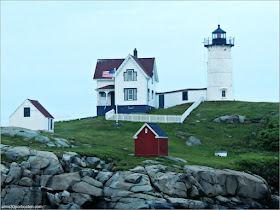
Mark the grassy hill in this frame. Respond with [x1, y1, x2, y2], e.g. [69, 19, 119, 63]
[2, 101, 279, 188]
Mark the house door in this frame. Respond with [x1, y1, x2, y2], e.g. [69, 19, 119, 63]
[159, 94, 164, 108]
[111, 92, 115, 106]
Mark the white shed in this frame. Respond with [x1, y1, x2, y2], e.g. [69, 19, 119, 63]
[9, 99, 54, 132]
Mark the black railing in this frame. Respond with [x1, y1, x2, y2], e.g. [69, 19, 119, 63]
[204, 37, 235, 47]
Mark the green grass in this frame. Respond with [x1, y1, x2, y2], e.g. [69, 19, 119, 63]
[1, 101, 279, 184]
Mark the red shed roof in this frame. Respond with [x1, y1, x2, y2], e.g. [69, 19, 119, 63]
[134, 123, 168, 139]
[93, 56, 155, 79]
[28, 99, 54, 118]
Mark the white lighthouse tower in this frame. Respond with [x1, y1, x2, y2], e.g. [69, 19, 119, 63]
[204, 25, 235, 101]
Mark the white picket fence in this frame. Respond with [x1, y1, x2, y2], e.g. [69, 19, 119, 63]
[105, 97, 204, 124]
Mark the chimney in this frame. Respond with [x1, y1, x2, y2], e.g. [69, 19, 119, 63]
[133, 48, 137, 57]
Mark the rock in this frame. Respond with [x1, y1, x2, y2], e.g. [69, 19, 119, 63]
[124, 173, 142, 184]
[18, 177, 35, 187]
[269, 194, 280, 209]
[1, 164, 9, 174]
[82, 176, 103, 188]
[72, 181, 102, 197]
[129, 166, 147, 175]
[2, 187, 26, 205]
[250, 201, 263, 209]
[216, 195, 230, 203]
[69, 203, 81, 209]
[1, 174, 7, 186]
[30, 150, 58, 160]
[47, 192, 60, 206]
[60, 190, 71, 204]
[196, 113, 202, 117]
[147, 201, 175, 209]
[40, 175, 53, 187]
[100, 160, 105, 165]
[73, 156, 87, 167]
[104, 163, 114, 171]
[96, 171, 113, 184]
[34, 135, 50, 143]
[165, 156, 187, 163]
[1, 127, 39, 139]
[20, 161, 31, 169]
[5, 162, 22, 184]
[62, 152, 78, 163]
[130, 185, 153, 192]
[28, 156, 50, 174]
[5, 146, 31, 160]
[53, 138, 69, 148]
[43, 159, 64, 175]
[47, 142, 56, 147]
[142, 160, 159, 164]
[176, 134, 188, 140]
[114, 198, 147, 209]
[58, 204, 71, 209]
[186, 136, 201, 146]
[50, 172, 80, 190]
[86, 157, 100, 164]
[166, 197, 208, 209]
[70, 193, 92, 206]
[238, 115, 245, 123]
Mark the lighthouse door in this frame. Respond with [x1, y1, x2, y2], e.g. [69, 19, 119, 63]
[159, 95, 164, 109]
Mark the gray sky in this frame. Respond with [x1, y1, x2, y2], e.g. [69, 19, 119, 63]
[1, 1, 279, 125]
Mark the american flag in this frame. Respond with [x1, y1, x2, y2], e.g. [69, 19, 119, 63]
[102, 69, 115, 78]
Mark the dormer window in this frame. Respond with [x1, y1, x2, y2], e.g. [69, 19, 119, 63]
[124, 69, 137, 81]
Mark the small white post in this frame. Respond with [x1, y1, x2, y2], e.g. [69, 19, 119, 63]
[116, 104, 118, 124]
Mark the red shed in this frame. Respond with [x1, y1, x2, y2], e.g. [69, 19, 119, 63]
[133, 123, 168, 157]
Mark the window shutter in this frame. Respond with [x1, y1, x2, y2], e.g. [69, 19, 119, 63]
[124, 89, 128, 100]
[123, 72, 126, 81]
[134, 72, 137, 81]
[134, 89, 137, 100]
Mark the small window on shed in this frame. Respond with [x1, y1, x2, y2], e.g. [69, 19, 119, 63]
[182, 91, 188, 101]
[24, 107, 30, 117]
[145, 128, 148, 133]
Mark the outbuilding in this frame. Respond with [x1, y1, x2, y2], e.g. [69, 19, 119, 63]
[9, 99, 54, 132]
[133, 123, 168, 157]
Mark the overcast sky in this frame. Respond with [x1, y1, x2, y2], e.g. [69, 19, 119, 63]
[1, 1, 279, 125]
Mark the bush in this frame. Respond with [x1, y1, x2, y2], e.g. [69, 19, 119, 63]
[254, 114, 279, 151]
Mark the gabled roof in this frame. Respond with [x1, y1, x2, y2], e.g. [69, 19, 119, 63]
[96, 85, 115, 90]
[28, 99, 54, 118]
[133, 123, 168, 139]
[93, 56, 155, 79]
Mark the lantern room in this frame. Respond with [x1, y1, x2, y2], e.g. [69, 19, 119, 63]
[212, 24, 226, 45]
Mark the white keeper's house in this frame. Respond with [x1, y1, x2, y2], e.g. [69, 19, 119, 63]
[9, 99, 54, 132]
[93, 25, 235, 116]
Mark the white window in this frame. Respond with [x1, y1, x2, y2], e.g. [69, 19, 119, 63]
[124, 69, 137, 81]
[145, 128, 148, 133]
[222, 90, 226, 97]
[152, 91, 154, 99]
[124, 88, 137, 100]
[100, 92, 106, 97]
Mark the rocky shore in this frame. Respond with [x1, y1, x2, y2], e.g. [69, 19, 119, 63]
[1, 145, 279, 209]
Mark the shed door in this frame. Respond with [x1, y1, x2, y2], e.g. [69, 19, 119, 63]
[159, 94, 164, 109]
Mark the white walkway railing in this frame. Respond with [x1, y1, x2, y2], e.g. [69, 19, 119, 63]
[105, 97, 204, 124]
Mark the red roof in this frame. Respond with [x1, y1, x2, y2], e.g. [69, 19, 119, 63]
[97, 85, 115, 90]
[156, 88, 207, 94]
[93, 56, 155, 79]
[28, 99, 54, 118]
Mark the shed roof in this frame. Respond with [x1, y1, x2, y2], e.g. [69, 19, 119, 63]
[93, 57, 155, 79]
[28, 99, 54, 118]
[134, 123, 168, 139]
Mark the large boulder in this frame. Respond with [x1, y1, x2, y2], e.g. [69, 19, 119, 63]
[72, 181, 102, 197]
[186, 136, 202, 146]
[5, 162, 22, 184]
[5, 146, 31, 160]
[28, 156, 50, 174]
[50, 172, 80, 190]
[184, 165, 271, 203]
[166, 197, 208, 209]
[53, 138, 70, 148]
[213, 115, 245, 124]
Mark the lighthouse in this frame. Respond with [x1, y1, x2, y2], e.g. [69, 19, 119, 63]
[204, 25, 235, 101]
